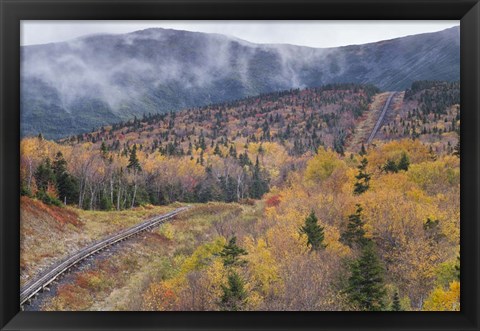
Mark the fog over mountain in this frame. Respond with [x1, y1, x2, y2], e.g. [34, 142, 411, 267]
[21, 26, 459, 139]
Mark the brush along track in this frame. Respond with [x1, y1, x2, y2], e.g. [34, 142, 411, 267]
[20, 206, 190, 307]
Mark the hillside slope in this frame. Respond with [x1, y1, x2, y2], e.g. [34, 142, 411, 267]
[21, 26, 460, 139]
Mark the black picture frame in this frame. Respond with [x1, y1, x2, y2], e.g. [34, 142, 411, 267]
[1, 0, 479, 330]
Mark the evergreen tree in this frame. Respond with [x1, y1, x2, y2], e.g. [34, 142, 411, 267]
[199, 150, 205, 166]
[52, 151, 79, 205]
[195, 166, 223, 202]
[359, 143, 367, 156]
[238, 151, 252, 167]
[453, 130, 460, 158]
[219, 271, 247, 311]
[382, 159, 398, 173]
[353, 157, 371, 195]
[346, 242, 387, 311]
[397, 152, 410, 171]
[214, 143, 223, 157]
[250, 156, 268, 199]
[199, 132, 207, 150]
[127, 144, 142, 208]
[100, 141, 108, 157]
[299, 210, 326, 251]
[391, 291, 403, 311]
[219, 237, 248, 267]
[222, 176, 237, 202]
[229, 145, 237, 158]
[455, 254, 460, 281]
[34, 158, 55, 192]
[340, 204, 368, 248]
[127, 144, 142, 172]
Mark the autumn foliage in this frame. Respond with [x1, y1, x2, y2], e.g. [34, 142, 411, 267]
[21, 82, 460, 311]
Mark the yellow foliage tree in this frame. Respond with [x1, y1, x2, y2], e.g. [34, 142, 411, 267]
[244, 237, 280, 295]
[305, 148, 346, 183]
[423, 281, 460, 311]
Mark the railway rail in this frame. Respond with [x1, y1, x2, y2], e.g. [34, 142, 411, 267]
[20, 206, 190, 307]
[366, 92, 396, 144]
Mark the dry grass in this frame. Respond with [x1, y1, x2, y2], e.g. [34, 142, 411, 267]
[77, 204, 179, 240]
[20, 197, 179, 285]
[347, 92, 391, 152]
[39, 202, 260, 311]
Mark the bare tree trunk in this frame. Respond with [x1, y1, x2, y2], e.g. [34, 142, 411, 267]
[117, 176, 122, 210]
[27, 160, 33, 191]
[131, 171, 138, 208]
[78, 178, 86, 208]
[89, 186, 96, 210]
[131, 182, 137, 208]
[110, 178, 114, 205]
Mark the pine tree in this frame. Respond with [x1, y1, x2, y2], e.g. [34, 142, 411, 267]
[127, 145, 141, 208]
[127, 144, 141, 172]
[199, 150, 205, 166]
[34, 158, 55, 192]
[353, 157, 371, 195]
[340, 204, 368, 248]
[455, 254, 460, 280]
[397, 152, 410, 171]
[100, 141, 108, 157]
[229, 145, 237, 158]
[250, 156, 268, 199]
[238, 151, 251, 167]
[359, 143, 367, 156]
[382, 159, 398, 173]
[52, 151, 79, 205]
[214, 143, 222, 157]
[346, 242, 387, 311]
[199, 132, 207, 150]
[391, 291, 403, 311]
[299, 210, 326, 251]
[453, 135, 460, 158]
[219, 271, 247, 311]
[219, 237, 248, 267]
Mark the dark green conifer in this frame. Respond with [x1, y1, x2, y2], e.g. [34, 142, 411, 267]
[299, 210, 326, 251]
[127, 144, 141, 172]
[391, 291, 403, 311]
[34, 157, 55, 192]
[397, 152, 410, 171]
[383, 159, 398, 173]
[346, 242, 387, 311]
[340, 204, 368, 248]
[219, 237, 248, 268]
[353, 157, 371, 195]
[52, 151, 79, 205]
[100, 141, 108, 157]
[359, 143, 367, 156]
[219, 271, 247, 311]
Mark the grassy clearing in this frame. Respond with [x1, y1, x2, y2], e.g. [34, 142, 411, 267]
[77, 203, 181, 240]
[347, 92, 391, 152]
[40, 201, 261, 311]
[20, 196, 181, 285]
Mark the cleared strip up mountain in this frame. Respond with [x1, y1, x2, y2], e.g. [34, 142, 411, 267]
[65, 83, 380, 158]
[21, 26, 459, 139]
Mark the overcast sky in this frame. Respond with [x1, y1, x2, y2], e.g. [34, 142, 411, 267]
[21, 20, 459, 48]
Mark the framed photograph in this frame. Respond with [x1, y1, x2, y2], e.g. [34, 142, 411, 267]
[1, 0, 479, 330]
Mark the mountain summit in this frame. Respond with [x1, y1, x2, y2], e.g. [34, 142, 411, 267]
[21, 26, 459, 139]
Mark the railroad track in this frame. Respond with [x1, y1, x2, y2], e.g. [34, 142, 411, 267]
[366, 92, 396, 144]
[20, 206, 190, 307]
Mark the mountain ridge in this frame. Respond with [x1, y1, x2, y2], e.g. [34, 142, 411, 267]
[21, 26, 460, 139]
